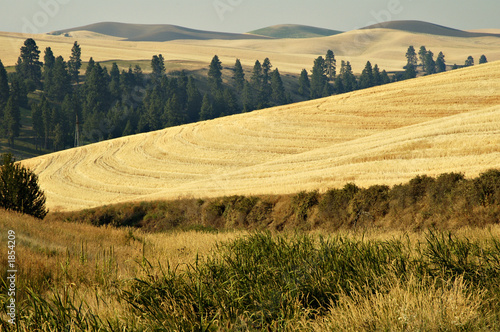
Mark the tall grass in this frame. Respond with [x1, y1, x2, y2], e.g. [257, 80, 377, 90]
[2, 208, 500, 330]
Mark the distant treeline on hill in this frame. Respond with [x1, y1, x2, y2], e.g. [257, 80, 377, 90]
[0, 38, 490, 156]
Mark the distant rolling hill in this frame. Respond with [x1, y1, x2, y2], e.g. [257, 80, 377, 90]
[50, 22, 271, 42]
[249, 24, 342, 39]
[362, 20, 500, 38]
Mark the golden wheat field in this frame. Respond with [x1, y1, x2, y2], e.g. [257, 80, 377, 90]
[20, 60, 500, 211]
[1, 27, 500, 73]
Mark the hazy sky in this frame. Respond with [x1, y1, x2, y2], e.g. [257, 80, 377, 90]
[2, 0, 499, 34]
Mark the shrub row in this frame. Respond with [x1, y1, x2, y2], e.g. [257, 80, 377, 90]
[48, 169, 500, 231]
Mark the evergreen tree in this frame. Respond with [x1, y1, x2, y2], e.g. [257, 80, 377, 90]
[199, 94, 214, 120]
[242, 81, 254, 112]
[424, 51, 436, 75]
[164, 95, 184, 127]
[270, 68, 286, 105]
[85, 57, 95, 77]
[0, 60, 9, 110]
[151, 54, 165, 83]
[43, 47, 55, 69]
[405, 46, 418, 68]
[3, 96, 20, 147]
[479, 55, 488, 64]
[404, 64, 417, 79]
[359, 61, 374, 89]
[418, 46, 427, 71]
[109, 62, 121, 101]
[186, 77, 202, 123]
[9, 74, 28, 109]
[298, 69, 310, 98]
[48, 56, 71, 102]
[208, 55, 223, 90]
[310, 56, 328, 99]
[372, 64, 381, 86]
[233, 59, 245, 91]
[68, 41, 82, 84]
[340, 60, 356, 93]
[0, 153, 48, 219]
[15, 38, 42, 90]
[465, 56, 474, 67]
[436, 52, 446, 73]
[261, 58, 272, 105]
[325, 50, 336, 81]
[222, 88, 238, 116]
[250, 60, 264, 108]
[40, 96, 52, 149]
[31, 102, 44, 150]
[380, 70, 391, 84]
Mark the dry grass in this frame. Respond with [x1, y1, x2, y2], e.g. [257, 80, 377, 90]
[20, 61, 500, 212]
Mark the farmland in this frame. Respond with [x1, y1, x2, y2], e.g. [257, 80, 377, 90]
[20, 60, 500, 211]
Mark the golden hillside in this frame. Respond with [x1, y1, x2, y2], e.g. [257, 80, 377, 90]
[1, 27, 500, 73]
[22, 61, 500, 211]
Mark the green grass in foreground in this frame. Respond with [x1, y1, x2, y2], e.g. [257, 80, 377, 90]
[1, 231, 500, 331]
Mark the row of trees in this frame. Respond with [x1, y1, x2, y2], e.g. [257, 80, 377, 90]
[3, 38, 431, 153]
[297, 51, 391, 100]
[404, 45, 488, 78]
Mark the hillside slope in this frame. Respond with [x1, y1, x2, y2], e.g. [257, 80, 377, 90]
[1, 26, 500, 74]
[362, 20, 500, 38]
[249, 24, 342, 38]
[51, 22, 270, 41]
[22, 61, 500, 211]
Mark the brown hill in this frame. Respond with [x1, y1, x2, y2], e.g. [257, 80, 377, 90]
[362, 20, 500, 38]
[51, 22, 270, 42]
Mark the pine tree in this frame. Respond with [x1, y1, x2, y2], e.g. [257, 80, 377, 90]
[15, 38, 42, 90]
[31, 102, 43, 150]
[186, 77, 202, 123]
[298, 69, 310, 98]
[199, 94, 214, 120]
[372, 64, 381, 86]
[340, 61, 356, 93]
[40, 96, 52, 149]
[85, 57, 95, 77]
[48, 56, 71, 102]
[242, 81, 254, 112]
[0, 153, 48, 219]
[405, 46, 418, 68]
[465, 56, 474, 67]
[43, 47, 55, 69]
[359, 61, 374, 89]
[479, 55, 488, 64]
[109, 62, 121, 101]
[404, 64, 417, 79]
[233, 59, 245, 91]
[208, 55, 223, 90]
[270, 68, 286, 105]
[68, 41, 82, 84]
[325, 50, 336, 81]
[418, 46, 427, 71]
[250, 60, 264, 108]
[436, 52, 446, 73]
[151, 54, 166, 83]
[424, 51, 436, 75]
[0, 60, 9, 110]
[3, 96, 20, 147]
[310, 56, 327, 99]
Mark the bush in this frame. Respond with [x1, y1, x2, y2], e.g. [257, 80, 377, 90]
[0, 153, 47, 219]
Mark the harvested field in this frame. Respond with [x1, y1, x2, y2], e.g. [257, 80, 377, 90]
[21, 61, 500, 211]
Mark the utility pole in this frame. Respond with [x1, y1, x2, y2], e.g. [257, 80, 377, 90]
[74, 114, 80, 147]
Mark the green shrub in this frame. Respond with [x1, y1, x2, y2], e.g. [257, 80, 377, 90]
[0, 153, 47, 219]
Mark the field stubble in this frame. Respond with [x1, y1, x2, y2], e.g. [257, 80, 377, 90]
[20, 61, 500, 211]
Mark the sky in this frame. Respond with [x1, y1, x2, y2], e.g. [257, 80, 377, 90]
[1, 0, 499, 34]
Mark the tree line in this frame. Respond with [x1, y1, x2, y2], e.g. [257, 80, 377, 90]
[6, 38, 485, 155]
[403, 45, 488, 79]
